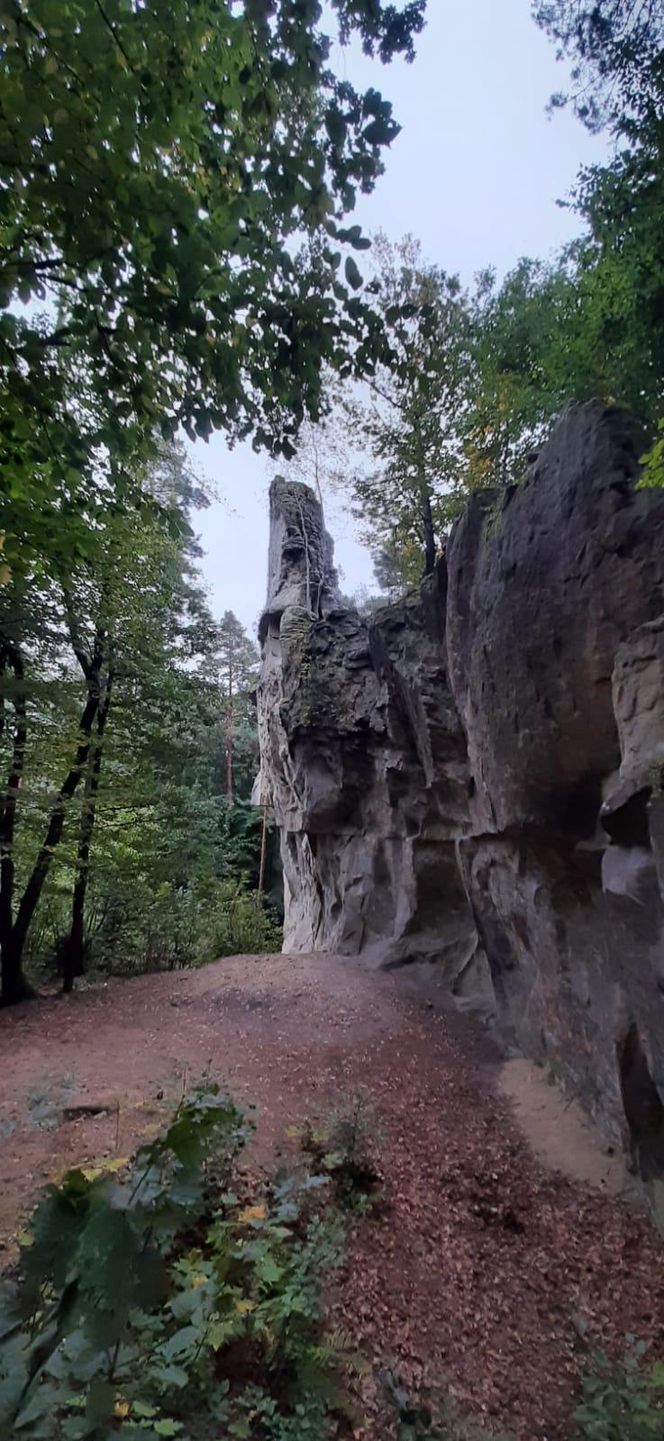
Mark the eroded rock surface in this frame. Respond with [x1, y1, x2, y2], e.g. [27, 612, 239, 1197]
[256, 405, 664, 1202]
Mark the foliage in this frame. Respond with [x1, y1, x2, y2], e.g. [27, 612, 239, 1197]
[210, 881, 282, 959]
[641, 419, 664, 489]
[0, 0, 426, 1002]
[532, 0, 664, 496]
[307, 3, 664, 591]
[0, 1085, 353, 1441]
[532, 1, 664, 131]
[21, 759, 280, 983]
[213, 611, 260, 805]
[316, 243, 599, 591]
[462, 260, 568, 490]
[334, 213, 664, 593]
[300, 1096, 382, 1212]
[0, 0, 425, 564]
[1, 437, 279, 1002]
[323, 234, 476, 587]
[574, 1344, 664, 1440]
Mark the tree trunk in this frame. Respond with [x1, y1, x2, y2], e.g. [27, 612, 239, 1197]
[0, 646, 36, 1006]
[258, 803, 269, 898]
[0, 928, 36, 1006]
[226, 638, 234, 805]
[421, 481, 436, 576]
[9, 686, 101, 983]
[63, 674, 113, 994]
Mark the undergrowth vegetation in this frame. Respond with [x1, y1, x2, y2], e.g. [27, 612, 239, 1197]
[210, 884, 283, 962]
[0, 1086, 353, 1440]
[573, 1343, 664, 1440]
[383, 1358, 664, 1441]
[1, 1084, 662, 1441]
[299, 1097, 383, 1214]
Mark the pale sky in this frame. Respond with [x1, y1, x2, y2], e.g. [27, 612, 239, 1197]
[192, 0, 607, 636]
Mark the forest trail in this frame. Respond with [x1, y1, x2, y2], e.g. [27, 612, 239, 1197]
[1, 954, 664, 1438]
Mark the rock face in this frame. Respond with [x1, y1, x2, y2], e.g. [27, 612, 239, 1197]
[256, 480, 483, 993]
[256, 405, 664, 1204]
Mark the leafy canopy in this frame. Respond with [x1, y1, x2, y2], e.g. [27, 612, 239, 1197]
[0, 0, 425, 536]
[532, 1, 664, 130]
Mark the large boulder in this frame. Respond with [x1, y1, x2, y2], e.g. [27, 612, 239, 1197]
[256, 404, 664, 1205]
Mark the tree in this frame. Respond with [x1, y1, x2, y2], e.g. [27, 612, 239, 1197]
[1, 0, 428, 1003]
[214, 612, 259, 806]
[59, 442, 209, 991]
[0, 0, 425, 577]
[461, 260, 584, 489]
[337, 235, 475, 585]
[0, 439, 215, 1003]
[533, 0, 664, 437]
[532, 1, 664, 130]
[0, 575, 110, 1004]
[0, 424, 279, 1001]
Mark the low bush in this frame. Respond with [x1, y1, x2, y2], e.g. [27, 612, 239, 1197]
[209, 882, 283, 959]
[300, 1096, 383, 1212]
[26, 877, 283, 986]
[0, 1086, 353, 1440]
[574, 1343, 664, 1440]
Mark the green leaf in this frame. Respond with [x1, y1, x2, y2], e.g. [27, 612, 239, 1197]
[132, 1401, 158, 1418]
[344, 257, 363, 291]
[158, 1325, 201, 1362]
[151, 1365, 189, 1391]
[362, 117, 398, 146]
[15, 1382, 63, 1428]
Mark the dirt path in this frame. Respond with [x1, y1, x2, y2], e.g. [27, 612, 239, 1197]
[1, 954, 663, 1438]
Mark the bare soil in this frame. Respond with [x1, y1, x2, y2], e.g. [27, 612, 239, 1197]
[1, 953, 663, 1438]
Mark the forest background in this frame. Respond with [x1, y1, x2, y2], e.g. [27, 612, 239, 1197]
[1, 0, 662, 1005]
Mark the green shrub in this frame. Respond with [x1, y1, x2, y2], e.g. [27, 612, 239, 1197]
[301, 1096, 383, 1212]
[0, 1086, 352, 1440]
[209, 881, 282, 958]
[25, 868, 283, 986]
[574, 1345, 664, 1440]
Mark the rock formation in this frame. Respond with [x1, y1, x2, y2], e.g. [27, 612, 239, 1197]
[256, 405, 664, 1207]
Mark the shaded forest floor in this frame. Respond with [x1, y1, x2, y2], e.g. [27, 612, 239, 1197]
[1, 954, 663, 1438]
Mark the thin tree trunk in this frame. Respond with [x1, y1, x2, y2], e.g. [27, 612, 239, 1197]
[421, 484, 436, 575]
[226, 637, 234, 805]
[63, 672, 113, 994]
[10, 685, 101, 971]
[415, 434, 436, 577]
[257, 803, 269, 899]
[0, 646, 36, 1006]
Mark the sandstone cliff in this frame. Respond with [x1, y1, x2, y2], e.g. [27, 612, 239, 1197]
[256, 404, 664, 1204]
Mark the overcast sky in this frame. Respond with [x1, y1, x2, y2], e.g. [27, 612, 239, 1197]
[192, 0, 607, 636]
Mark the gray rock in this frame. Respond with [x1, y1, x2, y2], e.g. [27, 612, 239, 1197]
[255, 496, 488, 1000]
[260, 476, 340, 637]
[256, 404, 664, 1208]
